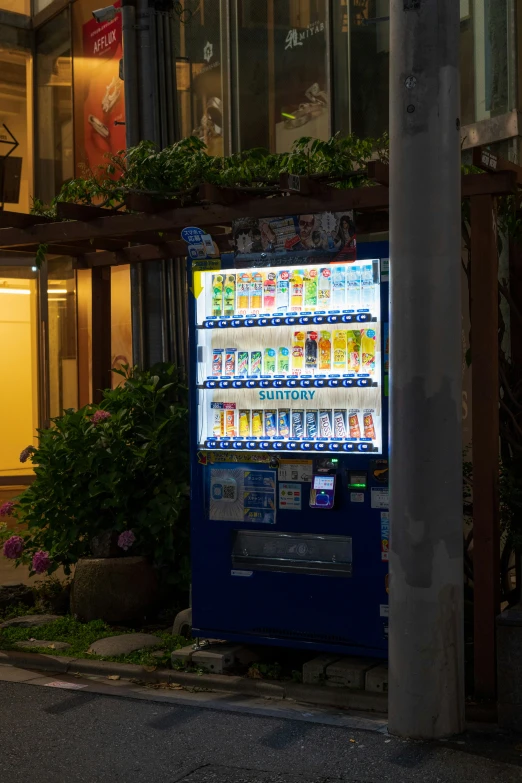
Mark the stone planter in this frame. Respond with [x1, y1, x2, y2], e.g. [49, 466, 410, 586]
[71, 556, 158, 624]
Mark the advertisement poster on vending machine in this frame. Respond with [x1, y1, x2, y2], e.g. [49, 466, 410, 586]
[232, 212, 356, 265]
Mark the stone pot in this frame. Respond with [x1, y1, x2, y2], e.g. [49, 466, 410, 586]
[71, 556, 158, 624]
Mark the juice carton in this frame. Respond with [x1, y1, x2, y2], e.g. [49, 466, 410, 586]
[223, 274, 236, 316]
[347, 330, 361, 373]
[225, 408, 236, 437]
[252, 410, 263, 437]
[361, 329, 376, 374]
[264, 347, 276, 374]
[333, 330, 348, 370]
[211, 274, 224, 316]
[292, 331, 305, 374]
[318, 331, 331, 371]
[239, 410, 251, 437]
[278, 346, 290, 373]
[304, 268, 318, 309]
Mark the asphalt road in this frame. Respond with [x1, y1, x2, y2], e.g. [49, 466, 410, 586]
[0, 681, 521, 783]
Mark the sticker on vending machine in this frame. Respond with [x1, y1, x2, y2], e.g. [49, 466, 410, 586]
[380, 511, 389, 561]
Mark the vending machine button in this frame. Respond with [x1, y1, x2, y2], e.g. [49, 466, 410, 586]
[218, 320, 229, 328]
[342, 379, 355, 388]
[220, 441, 231, 449]
[302, 442, 312, 450]
[246, 381, 256, 388]
[287, 379, 297, 387]
[316, 442, 326, 450]
[260, 442, 270, 450]
[327, 315, 339, 324]
[231, 320, 242, 327]
[232, 381, 243, 388]
[341, 314, 354, 323]
[329, 443, 340, 451]
[259, 318, 268, 326]
[299, 316, 310, 325]
[356, 314, 370, 322]
[357, 379, 370, 387]
[205, 321, 215, 329]
[314, 380, 325, 387]
[206, 381, 216, 388]
[328, 380, 339, 387]
[260, 380, 270, 388]
[271, 318, 282, 326]
[287, 442, 297, 450]
[300, 380, 311, 387]
[285, 317, 296, 326]
[245, 319, 255, 327]
[274, 442, 284, 450]
[219, 381, 230, 388]
[233, 442, 244, 449]
[246, 441, 257, 449]
[273, 380, 283, 387]
[343, 443, 355, 452]
[313, 316, 325, 324]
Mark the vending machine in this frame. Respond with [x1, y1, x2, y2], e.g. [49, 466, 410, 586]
[189, 215, 389, 658]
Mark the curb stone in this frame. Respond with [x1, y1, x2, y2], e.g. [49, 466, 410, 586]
[0, 648, 386, 713]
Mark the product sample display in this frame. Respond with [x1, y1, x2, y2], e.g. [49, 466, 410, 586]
[194, 260, 382, 453]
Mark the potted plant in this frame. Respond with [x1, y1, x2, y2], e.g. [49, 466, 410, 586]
[0, 364, 190, 623]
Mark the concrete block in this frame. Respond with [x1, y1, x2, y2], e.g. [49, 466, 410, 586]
[325, 658, 377, 689]
[171, 644, 196, 666]
[191, 644, 243, 674]
[365, 663, 388, 693]
[302, 655, 342, 685]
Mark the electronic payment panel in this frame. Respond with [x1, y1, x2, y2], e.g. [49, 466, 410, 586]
[189, 222, 389, 658]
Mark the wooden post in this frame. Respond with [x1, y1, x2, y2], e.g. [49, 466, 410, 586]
[91, 266, 112, 404]
[470, 194, 500, 700]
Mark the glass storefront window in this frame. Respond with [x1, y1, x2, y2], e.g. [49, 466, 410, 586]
[232, 1, 329, 153]
[176, 1, 226, 156]
[0, 0, 29, 15]
[0, 31, 32, 212]
[35, 10, 74, 206]
[0, 266, 39, 478]
[47, 258, 78, 418]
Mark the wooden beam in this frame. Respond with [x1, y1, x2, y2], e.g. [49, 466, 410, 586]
[0, 211, 54, 228]
[77, 241, 189, 268]
[472, 147, 522, 185]
[367, 161, 390, 187]
[56, 202, 122, 221]
[91, 266, 112, 403]
[470, 194, 500, 701]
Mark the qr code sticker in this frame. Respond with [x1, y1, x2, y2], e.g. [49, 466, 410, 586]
[223, 484, 235, 499]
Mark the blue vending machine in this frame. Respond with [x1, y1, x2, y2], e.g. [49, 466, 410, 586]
[189, 218, 389, 659]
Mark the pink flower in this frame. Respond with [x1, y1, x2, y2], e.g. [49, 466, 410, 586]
[19, 446, 35, 464]
[92, 410, 111, 425]
[32, 551, 51, 574]
[118, 530, 136, 551]
[3, 535, 24, 559]
[0, 501, 15, 517]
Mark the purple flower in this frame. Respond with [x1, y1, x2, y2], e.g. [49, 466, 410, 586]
[118, 530, 136, 551]
[19, 445, 35, 464]
[32, 551, 51, 574]
[92, 410, 111, 425]
[3, 535, 24, 559]
[0, 501, 15, 517]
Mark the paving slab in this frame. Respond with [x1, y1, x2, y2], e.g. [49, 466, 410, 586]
[302, 654, 342, 685]
[365, 663, 388, 693]
[0, 614, 60, 629]
[171, 643, 196, 666]
[87, 633, 162, 656]
[15, 640, 71, 651]
[0, 664, 48, 683]
[325, 657, 378, 689]
[192, 644, 244, 674]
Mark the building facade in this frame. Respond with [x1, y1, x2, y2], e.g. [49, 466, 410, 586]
[0, 0, 518, 482]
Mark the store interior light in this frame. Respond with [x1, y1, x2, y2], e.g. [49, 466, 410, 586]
[0, 288, 31, 295]
[47, 289, 68, 294]
[48, 297, 66, 302]
[281, 112, 296, 120]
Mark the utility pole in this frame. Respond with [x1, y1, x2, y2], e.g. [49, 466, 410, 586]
[388, 0, 464, 739]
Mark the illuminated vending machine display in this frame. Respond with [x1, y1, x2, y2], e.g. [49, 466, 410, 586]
[189, 214, 389, 658]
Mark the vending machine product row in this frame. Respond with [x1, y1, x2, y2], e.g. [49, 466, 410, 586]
[189, 239, 390, 657]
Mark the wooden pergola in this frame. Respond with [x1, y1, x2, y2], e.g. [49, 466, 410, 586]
[0, 157, 518, 703]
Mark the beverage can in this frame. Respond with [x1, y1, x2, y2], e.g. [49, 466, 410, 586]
[263, 271, 276, 310]
[238, 351, 249, 375]
[304, 267, 318, 308]
[348, 410, 361, 439]
[278, 409, 290, 438]
[250, 350, 262, 375]
[225, 408, 236, 437]
[212, 349, 223, 376]
[305, 409, 318, 439]
[264, 410, 277, 437]
[264, 347, 276, 374]
[252, 410, 263, 437]
[213, 409, 224, 437]
[223, 274, 236, 316]
[305, 331, 318, 370]
[363, 410, 376, 439]
[239, 409, 251, 437]
[319, 410, 333, 438]
[334, 409, 347, 438]
[291, 409, 304, 438]
[225, 348, 237, 375]
[278, 346, 290, 373]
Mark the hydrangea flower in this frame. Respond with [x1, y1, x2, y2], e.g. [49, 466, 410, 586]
[0, 501, 15, 517]
[3, 535, 24, 559]
[118, 530, 136, 551]
[19, 445, 36, 464]
[32, 551, 51, 574]
[92, 410, 111, 425]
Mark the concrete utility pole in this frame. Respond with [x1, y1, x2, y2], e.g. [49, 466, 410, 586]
[388, 0, 464, 738]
